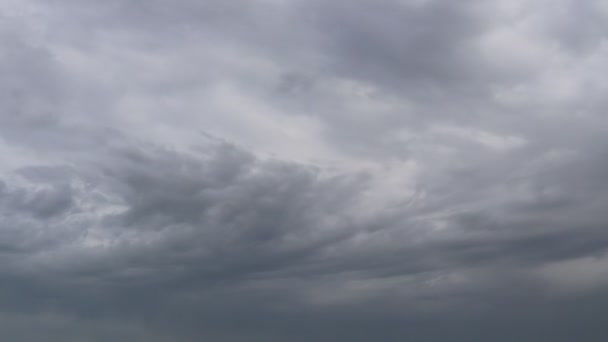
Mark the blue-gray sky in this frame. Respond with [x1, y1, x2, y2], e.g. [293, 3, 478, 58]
[1, 0, 608, 340]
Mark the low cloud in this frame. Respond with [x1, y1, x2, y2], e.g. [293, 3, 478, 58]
[1, 0, 608, 340]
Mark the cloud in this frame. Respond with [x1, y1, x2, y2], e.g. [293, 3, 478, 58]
[1, 0, 608, 340]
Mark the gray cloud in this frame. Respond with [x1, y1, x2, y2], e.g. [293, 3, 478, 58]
[1, 0, 608, 340]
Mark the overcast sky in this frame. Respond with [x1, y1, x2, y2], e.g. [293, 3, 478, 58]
[1, 0, 608, 340]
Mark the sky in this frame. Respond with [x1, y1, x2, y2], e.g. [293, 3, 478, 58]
[1, 0, 608, 340]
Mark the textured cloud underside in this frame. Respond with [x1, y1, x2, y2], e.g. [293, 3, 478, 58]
[1, 0, 608, 340]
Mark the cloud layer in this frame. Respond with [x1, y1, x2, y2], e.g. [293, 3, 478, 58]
[1, 0, 608, 340]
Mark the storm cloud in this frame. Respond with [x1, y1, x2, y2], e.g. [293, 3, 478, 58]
[1, 0, 608, 340]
